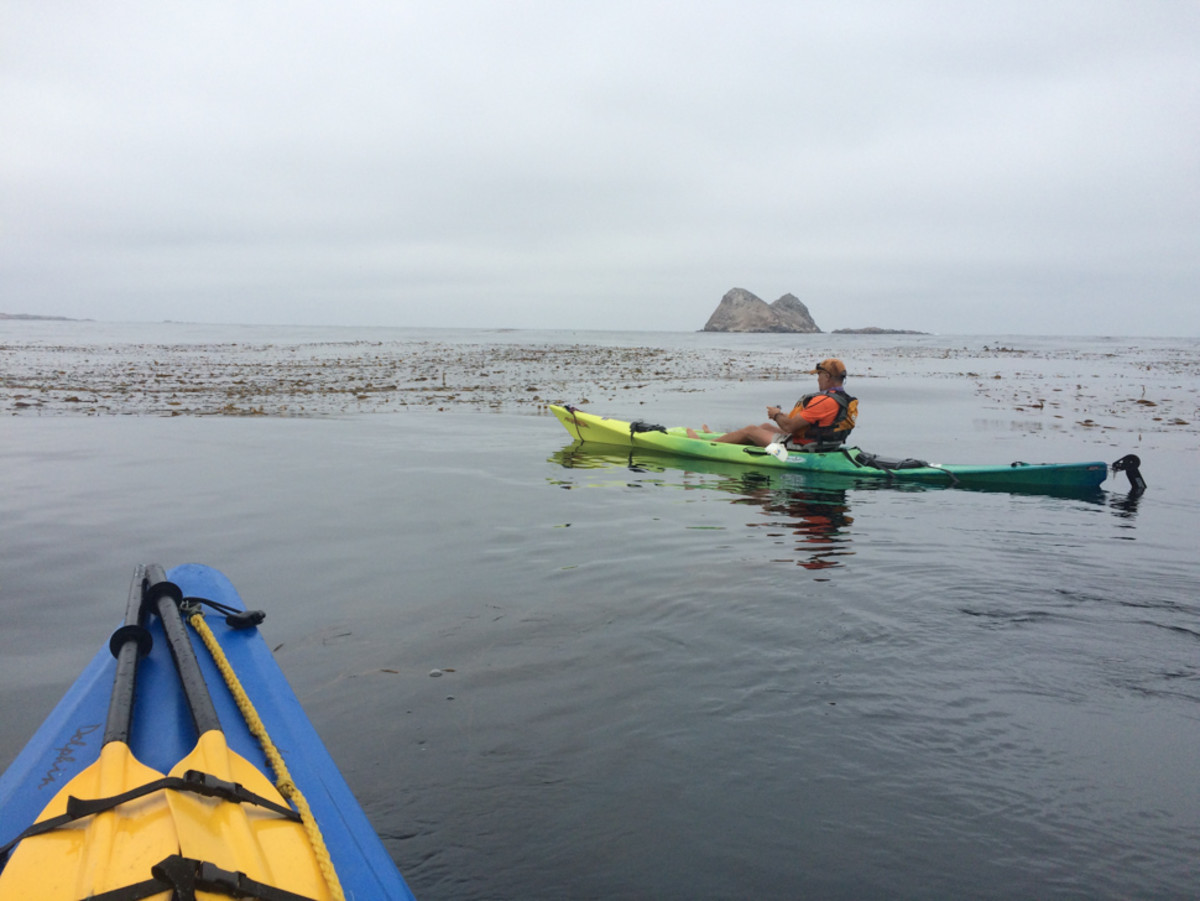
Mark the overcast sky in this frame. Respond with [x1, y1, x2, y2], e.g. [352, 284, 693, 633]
[4, 2, 1198, 335]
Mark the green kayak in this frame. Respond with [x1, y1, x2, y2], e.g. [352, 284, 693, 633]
[551, 405, 1124, 491]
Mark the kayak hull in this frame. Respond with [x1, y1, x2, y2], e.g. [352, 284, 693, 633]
[0, 563, 416, 901]
[551, 405, 1109, 490]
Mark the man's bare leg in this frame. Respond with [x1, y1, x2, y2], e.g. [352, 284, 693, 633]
[686, 423, 781, 446]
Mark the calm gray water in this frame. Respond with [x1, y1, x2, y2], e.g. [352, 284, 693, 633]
[2, 325, 1198, 899]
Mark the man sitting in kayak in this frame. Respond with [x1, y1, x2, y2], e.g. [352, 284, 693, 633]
[686, 357, 857, 448]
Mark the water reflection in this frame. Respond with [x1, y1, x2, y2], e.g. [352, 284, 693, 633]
[736, 487, 855, 571]
[550, 444, 874, 571]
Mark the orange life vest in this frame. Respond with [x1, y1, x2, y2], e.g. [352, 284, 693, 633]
[789, 388, 858, 445]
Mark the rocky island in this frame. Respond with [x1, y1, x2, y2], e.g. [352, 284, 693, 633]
[701, 288, 821, 333]
[700, 288, 928, 334]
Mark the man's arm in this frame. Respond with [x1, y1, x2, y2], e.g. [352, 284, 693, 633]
[768, 397, 834, 436]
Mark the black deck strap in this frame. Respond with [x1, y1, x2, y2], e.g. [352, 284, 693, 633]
[1, 771, 300, 859]
[83, 854, 323, 901]
[784, 438, 848, 452]
[175, 769, 299, 818]
[629, 420, 667, 435]
[931, 466, 960, 486]
[562, 405, 590, 443]
[81, 876, 170, 901]
[65, 770, 299, 821]
[182, 595, 267, 629]
[855, 451, 931, 471]
[853, 450, 960, 486]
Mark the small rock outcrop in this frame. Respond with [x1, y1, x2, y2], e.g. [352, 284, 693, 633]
[701, 288, 821, 333]
[0, 312, 82, 321]
[832, 327, 929, 335]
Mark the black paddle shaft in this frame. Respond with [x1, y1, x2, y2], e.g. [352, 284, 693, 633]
[145, 564, 223, 737]
[102, 563, 153, 746]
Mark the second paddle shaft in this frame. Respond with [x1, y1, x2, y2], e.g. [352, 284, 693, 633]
[145, 564, 223, 737]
